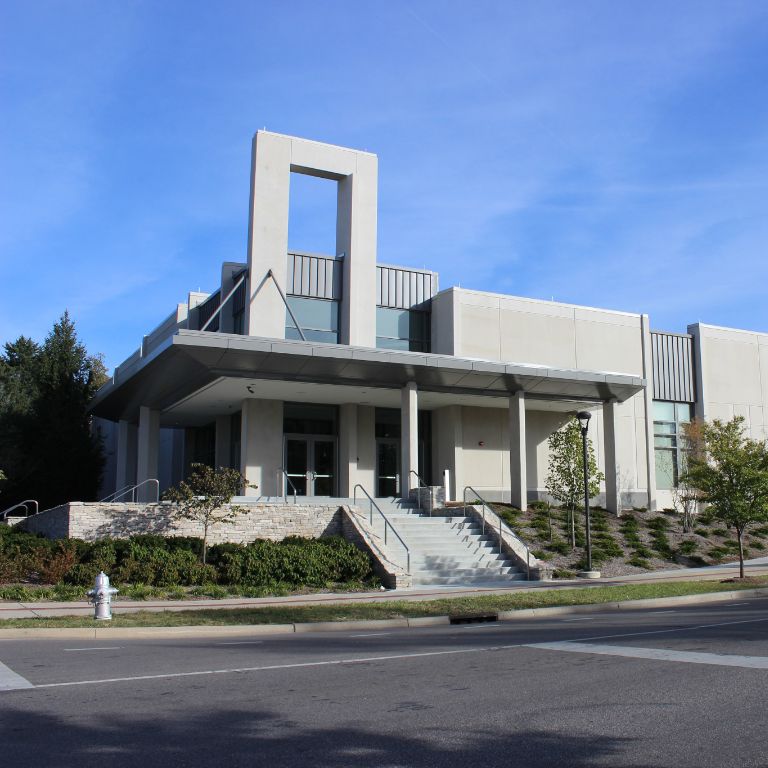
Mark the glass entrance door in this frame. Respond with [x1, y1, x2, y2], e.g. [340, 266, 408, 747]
[284, 436, 337, 496]
[376, 438, 400, 497]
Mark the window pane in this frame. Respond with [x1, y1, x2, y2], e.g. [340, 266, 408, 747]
[376, 336, 410, 351]
[654, 422, 675, 435]
[655, 449, 676, 491]
[653, 401, 676, 422]
[675, 403, 693, 423]
[654, 435, 676, 449]
[376, 307, 409, 338]
[287, 297, 338, 332]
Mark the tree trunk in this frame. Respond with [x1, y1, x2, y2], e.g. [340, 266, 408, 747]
[737, 526, 744, 579]
[202, 524, 209, 565]
[570, 504, 576, 549]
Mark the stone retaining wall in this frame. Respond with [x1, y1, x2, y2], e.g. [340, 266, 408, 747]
[19, 502, 343, 543]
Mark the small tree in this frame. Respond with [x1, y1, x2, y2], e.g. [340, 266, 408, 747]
[163, 464, 254, 564]
[545, 417, 604, 548]
[672, 420, 704, 533]
[683, 417, 768, 578]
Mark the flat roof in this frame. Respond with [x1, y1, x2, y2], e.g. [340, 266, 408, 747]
[91, 330, 645, 423]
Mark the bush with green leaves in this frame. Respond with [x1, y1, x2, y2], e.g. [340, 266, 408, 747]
[0, 525, 374, 590]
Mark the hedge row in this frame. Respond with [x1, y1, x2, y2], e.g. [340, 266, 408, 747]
[0, 527, 374, 588]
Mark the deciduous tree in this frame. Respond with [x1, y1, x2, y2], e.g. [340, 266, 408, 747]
[545, 416, 604, 548]
[683, 417, 768, 578]
[163, 464, 255, 564]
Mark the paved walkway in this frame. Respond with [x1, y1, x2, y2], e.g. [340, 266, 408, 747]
[2, 558, 767, 620]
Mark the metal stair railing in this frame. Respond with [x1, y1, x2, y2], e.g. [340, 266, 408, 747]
[408, 470, 433, 516]
[276, 469, 299, 503]
[462, 486, 532, 580]
[0, 499, 39, 521]
[101, 479, 160, 504]
[353, 484, 410, 573]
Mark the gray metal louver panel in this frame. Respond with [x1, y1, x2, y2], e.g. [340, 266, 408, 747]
[377, 265, 438, 308]
[287, 252, 342, 300]
[651, 331, 695, 402]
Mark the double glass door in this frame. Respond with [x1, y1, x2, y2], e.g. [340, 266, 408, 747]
[284, 436, 336, 496]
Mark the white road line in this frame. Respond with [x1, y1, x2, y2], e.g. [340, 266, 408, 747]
[12, 613, 768, 693]
[647, 611, 676, 615]
[0, 661, 34, 691]
[458, 623, 503, 630]
[561, 617, 594, 622]
[527, 641, 768, 669]
[63, 647, 122, 652]
[349, 633, 392, 638]
[215, 641, 264, 646]
[32, 644, 524, 689]
[730, 603, 749, 607]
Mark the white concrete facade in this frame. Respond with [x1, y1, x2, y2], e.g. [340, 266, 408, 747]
[93, 130, 759, 516]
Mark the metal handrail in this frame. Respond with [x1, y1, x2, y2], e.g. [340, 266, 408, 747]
[408, 470, 432, 516]
[101, 478, 160, 503]
[462, 485, 532, 580]
[353, 484, 410, 573]
[276, 469, 298, 503]
[0, 499, 38, 520]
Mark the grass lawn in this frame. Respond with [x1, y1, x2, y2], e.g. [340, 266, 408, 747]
[2, 577, 766, 629]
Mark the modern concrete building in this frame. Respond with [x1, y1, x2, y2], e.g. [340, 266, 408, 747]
[91, 131, 767, 517]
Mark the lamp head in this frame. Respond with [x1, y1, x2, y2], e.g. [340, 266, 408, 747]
[576, 410, 592, 433]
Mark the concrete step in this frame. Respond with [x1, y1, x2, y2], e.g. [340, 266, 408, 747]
[412, 574, 528, 585]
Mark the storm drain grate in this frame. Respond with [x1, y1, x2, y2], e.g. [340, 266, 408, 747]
[449, 613, 499, 625]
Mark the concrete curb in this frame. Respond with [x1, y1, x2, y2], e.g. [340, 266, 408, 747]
[0, 587, 766, 640]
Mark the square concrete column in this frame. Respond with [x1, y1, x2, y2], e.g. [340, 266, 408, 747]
[137, 406, 160, 502]
[508, 392, 527, 510]
[432, 406, 463, 501]
[401, 382, 418, 497]
[115, 419, 137, 493]
[640, 314, 658, 512]
[338, 404, 358, 498]
[240, 399, 283, 496]
[214, 415, 232, 470]
[603, 400, 621, 515]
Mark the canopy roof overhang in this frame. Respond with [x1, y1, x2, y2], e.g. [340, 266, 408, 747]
[90, 330, 646, 427]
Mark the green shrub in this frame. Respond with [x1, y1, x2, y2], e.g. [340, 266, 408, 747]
[531, 549, 549, 561]
[678, 539, 698, 556]
[552, 568, 576, 579]
[626, 555, 650, 569]
[749, 540, 765, 551]
[711, 528, 728, 538]
[632, 545, 653, 558]
[546, 538, 571, 555]
[694, 527, 710, 537]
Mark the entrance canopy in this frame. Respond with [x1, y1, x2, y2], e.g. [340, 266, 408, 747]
[91, 330, 646, 426]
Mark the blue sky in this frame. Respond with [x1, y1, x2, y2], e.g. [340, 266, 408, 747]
[2, 1, 768, 371]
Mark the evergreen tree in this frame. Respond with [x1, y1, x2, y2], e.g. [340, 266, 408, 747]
[0, 312, 105, 510]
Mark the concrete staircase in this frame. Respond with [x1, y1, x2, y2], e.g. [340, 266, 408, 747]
[367, 499, 527, 587]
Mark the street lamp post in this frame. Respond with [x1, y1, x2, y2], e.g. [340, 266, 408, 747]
[576, 410, 597, 577]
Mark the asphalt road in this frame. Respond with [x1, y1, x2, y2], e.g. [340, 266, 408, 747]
[2, 599, 768, 767]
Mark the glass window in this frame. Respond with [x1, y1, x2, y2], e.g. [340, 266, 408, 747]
[286, 297, 339, 344]
[653, 401, 676, 422]
[655, 449, 676, 491]
[653, 400, 693, 489]
[376, 307, 430, 352]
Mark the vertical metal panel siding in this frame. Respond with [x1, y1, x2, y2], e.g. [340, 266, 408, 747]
[287, 252, 342, 299]
[376, 266, 437, 308]
[651, 332, 695, 402]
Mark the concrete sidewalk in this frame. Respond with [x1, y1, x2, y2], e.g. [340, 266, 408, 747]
[2, 558, 767, 620]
